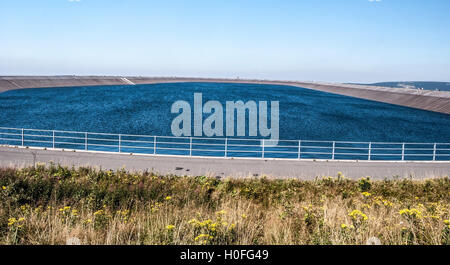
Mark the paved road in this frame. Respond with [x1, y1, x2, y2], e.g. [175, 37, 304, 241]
[1, 147, 449, 179]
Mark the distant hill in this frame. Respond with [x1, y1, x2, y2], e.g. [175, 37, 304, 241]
[357, 81, 450, 92]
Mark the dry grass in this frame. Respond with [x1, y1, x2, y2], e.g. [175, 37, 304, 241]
[0, 164, 449, 245]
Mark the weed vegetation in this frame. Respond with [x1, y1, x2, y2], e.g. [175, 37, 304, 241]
[0, 164, 449, 245]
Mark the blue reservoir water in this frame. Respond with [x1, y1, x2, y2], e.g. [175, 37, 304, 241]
[1, 82, 449, 160]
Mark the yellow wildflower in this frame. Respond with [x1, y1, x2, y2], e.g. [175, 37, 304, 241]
[195, 234, 211, 241]
[166, 224, 175, 230]
[383, 200, 393, 207]
[349, 210, 368, 221]
[362, 204, 371, 209]
[188, 218, 198, 225]
[216, 210, 226, 216]
[209, 223, 218, 231]
[8, 218, 17, 226]
[94, 210, 104, 216]
[399, 208, 422, 219]
[165, 196, 172, 201]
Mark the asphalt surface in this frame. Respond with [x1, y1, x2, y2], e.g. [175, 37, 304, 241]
[1, 147, 449, 179]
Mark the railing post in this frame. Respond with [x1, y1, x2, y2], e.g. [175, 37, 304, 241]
[21, 128, 24, 147]
[368, 142, 371, 161]
[118, 134, 121, 153]
[154, 136, 157, 154]
[85, 132, 88, 151]
[332, 141, 335, 160]
[298, 140, 301, 159]
[262, 139, 265, 158]
[224, 138, 228, 157]
[401, 143, 405, 161]
[52, 130, 55, 149]
[189, 137, 192, 156]
[433, 143, 437, 161]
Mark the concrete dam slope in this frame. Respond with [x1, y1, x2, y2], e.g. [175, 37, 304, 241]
[1, 76, 450, 114]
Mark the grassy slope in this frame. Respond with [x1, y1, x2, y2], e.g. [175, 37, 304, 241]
[0, 164, 449, 245]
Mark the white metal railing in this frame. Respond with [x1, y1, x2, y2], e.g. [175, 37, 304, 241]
[0, 127, 449, 161]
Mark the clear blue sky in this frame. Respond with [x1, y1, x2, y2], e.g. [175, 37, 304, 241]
[1, 0, 449, 83]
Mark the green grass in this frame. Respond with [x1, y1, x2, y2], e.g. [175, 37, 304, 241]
[0, 164, 449, 245]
